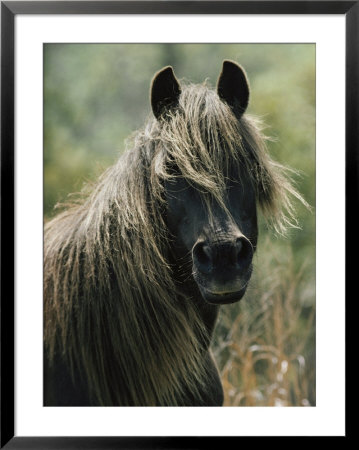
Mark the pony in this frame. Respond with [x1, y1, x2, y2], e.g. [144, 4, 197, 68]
[44, 60, 305, 406]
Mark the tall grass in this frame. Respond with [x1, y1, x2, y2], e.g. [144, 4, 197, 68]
[212, 238, 315, 406]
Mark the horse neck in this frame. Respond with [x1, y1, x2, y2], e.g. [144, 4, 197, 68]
[194, 296, 220, 340]
[171, 261, 220, 342]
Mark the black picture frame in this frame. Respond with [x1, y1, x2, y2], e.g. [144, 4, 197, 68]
[1, 1, 355, 447]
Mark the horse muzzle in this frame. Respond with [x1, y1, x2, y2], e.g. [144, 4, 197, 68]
[192, 236, 254, 305]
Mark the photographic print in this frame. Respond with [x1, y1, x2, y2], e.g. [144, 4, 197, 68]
[43, 43, 315, 407]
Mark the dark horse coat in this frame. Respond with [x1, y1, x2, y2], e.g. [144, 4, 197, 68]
[44, 61, 304, 406]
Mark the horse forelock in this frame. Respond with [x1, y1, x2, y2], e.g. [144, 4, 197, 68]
[141, 82, 308, 233]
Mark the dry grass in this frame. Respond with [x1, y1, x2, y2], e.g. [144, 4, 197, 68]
[212, 239, 315, 406]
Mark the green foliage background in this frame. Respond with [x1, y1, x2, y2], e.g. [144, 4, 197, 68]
[44, 44, 315, 406]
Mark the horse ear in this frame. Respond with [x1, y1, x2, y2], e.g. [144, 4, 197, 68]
[217, 60, 250, 118]
[151, 66, 181, 120]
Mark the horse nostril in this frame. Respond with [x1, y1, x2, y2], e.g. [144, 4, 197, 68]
[235, 239, 243, 255]
[194, 238, 253, 275]
[235, 237, 253, 267]
[193, 242, 213, 274]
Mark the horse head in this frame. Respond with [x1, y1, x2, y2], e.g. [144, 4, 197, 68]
[151, 61, 257, 305]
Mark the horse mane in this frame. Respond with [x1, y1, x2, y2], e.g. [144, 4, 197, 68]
[44, 81, 307, 405]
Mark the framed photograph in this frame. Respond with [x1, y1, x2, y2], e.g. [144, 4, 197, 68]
[1, 1, 355, 447]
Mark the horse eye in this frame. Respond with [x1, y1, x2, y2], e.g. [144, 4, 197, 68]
[166, 157, 181, 176]
[226, 178, 240, 191]
[169, 165, 182, 178]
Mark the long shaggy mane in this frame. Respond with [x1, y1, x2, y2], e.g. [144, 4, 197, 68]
[44, 81, 307, 405]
